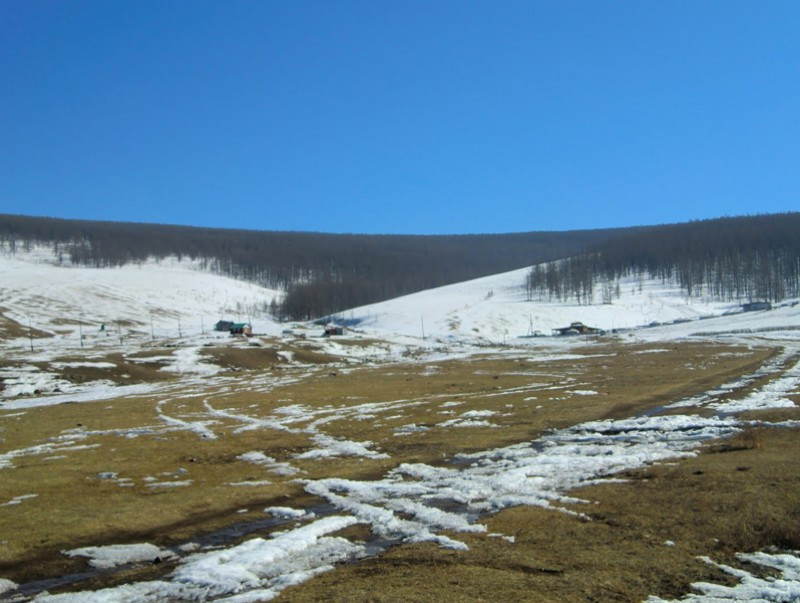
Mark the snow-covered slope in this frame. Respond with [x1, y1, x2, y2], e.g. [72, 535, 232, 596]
[0, 246, 284, 339]
[2, 245, 798, 347]
[344, 266, 800, 342]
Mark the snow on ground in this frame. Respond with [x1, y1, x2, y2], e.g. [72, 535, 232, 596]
[9, 383, 797, 601]
[1, 383, 158, 410]
[0, 493, 37, 507]
[667, 345, 800, 413]
[343, 265, 748, 342]
[157, 347, 221, 376]
[0, 435, 100, 471]
[237, 452, 300, 477]
[0, 367, 79, 398]
[0, 579, 18, 596]
[4, 243, 799, 359]
[710, 355, 800, 414]
[646, 552, 800, 602]
[26, 517, 365, 603]
[304, 414, 743, 551]
[65, 544, 174, 569]
[0, 245, 284, 341]
[3, 245, 800, 601]
[293, 434, 390, 460]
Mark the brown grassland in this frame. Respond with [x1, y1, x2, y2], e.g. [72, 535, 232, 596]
[0, 333, 798, 601]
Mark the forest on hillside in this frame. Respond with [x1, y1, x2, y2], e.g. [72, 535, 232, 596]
[4, 213, 799, 319]
[526, 213, 800, 304]
[0, 214, 617, 319]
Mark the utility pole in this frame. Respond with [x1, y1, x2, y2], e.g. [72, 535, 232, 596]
[117, 322, 123, 345]
[421, 315, 425, 340]
[78, 316, 84, 349]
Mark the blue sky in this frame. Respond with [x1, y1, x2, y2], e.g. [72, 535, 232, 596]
[2, 1, 799, 235]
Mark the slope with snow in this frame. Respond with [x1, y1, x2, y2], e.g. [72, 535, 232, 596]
[0, 246, 284, 341]
[3, 244, 799, 349]
[343, 265, 800, 343]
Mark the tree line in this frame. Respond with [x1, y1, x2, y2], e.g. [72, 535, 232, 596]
[0, 214, 620, 319]
[526, 213, 800, 304]
[6, 213, 796, 319]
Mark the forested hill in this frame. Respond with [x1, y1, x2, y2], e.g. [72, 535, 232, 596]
[4, 213, 798, 319]
[0, 214, 622, 317]
[527, 213, 800, 305]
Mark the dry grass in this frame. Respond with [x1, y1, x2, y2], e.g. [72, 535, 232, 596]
[0, 308, 52, 341]
[281, 423, 800, 602]
[0, 338, 792, 600]
[705, 425, 764, 453]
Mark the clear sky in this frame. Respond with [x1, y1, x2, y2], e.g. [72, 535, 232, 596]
[1, 1, 799, 235]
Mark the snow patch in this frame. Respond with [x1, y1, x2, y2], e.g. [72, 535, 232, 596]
[0, 493, 38, 506]
[294, 434, 389, 460]
[65, 543, 174, 569]
[0, 578, 17, 595]
[237, 451, 299, 476]
[646, 551, 800, 602]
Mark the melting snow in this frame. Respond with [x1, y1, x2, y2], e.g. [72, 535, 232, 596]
[39, 517, 365, 602]
[710, 357, 800, 414]
[303, 414, 742, 553]
[647, 552, 800, 602]
[264, 507, 310, 519]
[1, 383, 158, 410]
[0, 493, 38, 507]
[50, 362, 116, 369]
[0, 579, 18, 595]
[294, 434, 389, 460]
[161, 347, 220, 376]
[65, 543, 174, 569]
[237, 451, 299, 476]
[394, 423, 430, 436]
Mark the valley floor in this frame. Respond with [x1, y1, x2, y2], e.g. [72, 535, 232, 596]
[0, 326, 799, 602]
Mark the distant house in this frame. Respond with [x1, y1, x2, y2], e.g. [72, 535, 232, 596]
[323, 325, 344, 337]
[742, 301, 772, 312]
[215, 320, 234, 332]
[553, 321, 603, 336]
[229, 322, 253, 336]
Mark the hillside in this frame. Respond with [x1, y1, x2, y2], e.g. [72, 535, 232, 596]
[3, 245, 799, 353]
[0, 213, 621, 319]
[3, 212, 799, 323]
[0, 247, 284, 342]
[528, 213, 800, 305]
[338, 266, 800, 345]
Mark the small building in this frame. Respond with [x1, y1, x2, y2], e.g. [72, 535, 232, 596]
[229, 322, 253, 336]
[553, 321, 603, 336]
[215, 320, 234, 332]
[323, 325, 344, 337]
[742, 301, 772, 312]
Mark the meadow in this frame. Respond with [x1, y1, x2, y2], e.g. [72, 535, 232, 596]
[1, 330, 798, 601]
